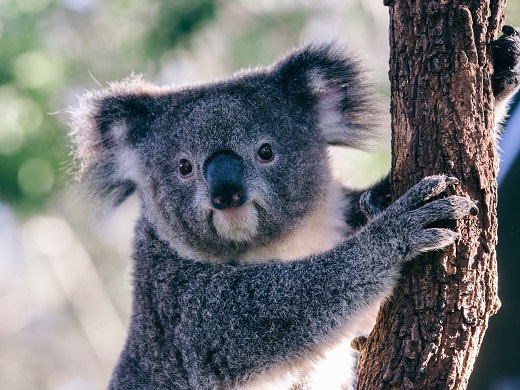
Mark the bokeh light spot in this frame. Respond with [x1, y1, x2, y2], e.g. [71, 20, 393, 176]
[0, 87, 44, 155]
[14, 51, 64, 90]
[17, 158, 55, 196]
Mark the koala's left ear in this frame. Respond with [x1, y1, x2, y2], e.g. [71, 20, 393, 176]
[69, 75, 161, 205]
[272, 43, 379, 149]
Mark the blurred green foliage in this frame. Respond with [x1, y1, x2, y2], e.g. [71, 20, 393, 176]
[146, 0, 217, 58]
[230, 11, 308, 68]
[0, 1, 63, 212]
[0, 0, 218, 213]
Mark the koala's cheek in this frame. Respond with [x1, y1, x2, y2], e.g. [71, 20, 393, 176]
[212, 203, 259, 242]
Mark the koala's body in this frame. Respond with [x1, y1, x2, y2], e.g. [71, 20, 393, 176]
[70, 28, 520, 390]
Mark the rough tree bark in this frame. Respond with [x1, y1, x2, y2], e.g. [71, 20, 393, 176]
[356, 1, 506, 389]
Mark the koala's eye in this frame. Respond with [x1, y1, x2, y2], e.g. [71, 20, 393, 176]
[257, 143, 274, 162]
[178, 159, 193, 177]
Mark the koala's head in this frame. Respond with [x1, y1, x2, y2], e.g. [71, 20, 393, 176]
[70, 43, 376, 262]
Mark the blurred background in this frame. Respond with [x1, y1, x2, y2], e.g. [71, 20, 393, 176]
[0, 1, 518, 389]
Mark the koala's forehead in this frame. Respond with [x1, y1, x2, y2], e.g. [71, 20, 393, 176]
[147, 78, 313, 151]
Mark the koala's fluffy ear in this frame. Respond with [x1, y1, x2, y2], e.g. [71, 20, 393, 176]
[69, 75, 161, 205]
[272, 43, 379, 149]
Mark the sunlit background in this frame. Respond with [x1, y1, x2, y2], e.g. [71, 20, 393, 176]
[0, 1, 519, 389]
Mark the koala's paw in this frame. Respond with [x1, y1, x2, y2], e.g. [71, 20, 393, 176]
[382, 175, 477, 260]
[360, 190, 390, 219]
[489, 25, 520, 102]
[360, 174, 391, 219]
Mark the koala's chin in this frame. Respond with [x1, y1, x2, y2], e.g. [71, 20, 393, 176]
[211, 202, 259, 242]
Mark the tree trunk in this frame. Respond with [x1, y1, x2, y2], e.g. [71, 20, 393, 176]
[356, 1, 506, 389]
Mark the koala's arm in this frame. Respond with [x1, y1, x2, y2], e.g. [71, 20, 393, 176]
[111, 176, 475, 389]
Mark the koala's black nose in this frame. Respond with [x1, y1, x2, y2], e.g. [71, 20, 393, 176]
[204, 152, 247, 210]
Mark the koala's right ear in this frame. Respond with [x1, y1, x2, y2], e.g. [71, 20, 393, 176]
[69, 75, 162, 205]
[272, 43, 379, 149]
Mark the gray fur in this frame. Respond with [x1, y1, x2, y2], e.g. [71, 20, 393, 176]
[69, 35, 519, 389]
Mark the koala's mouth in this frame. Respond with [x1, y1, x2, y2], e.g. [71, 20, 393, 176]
[211, 202, 259, 242]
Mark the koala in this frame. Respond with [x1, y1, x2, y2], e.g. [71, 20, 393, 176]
[69, 26, 520, 390]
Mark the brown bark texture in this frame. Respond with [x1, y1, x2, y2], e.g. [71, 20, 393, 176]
[356, 1, 507, 389]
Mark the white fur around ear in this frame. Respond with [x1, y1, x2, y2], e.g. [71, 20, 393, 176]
[308, 72, 356, 147]
[68, 75, 165, 205]
[273, 43, 382, 150]
[69, 75, 161, 178]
